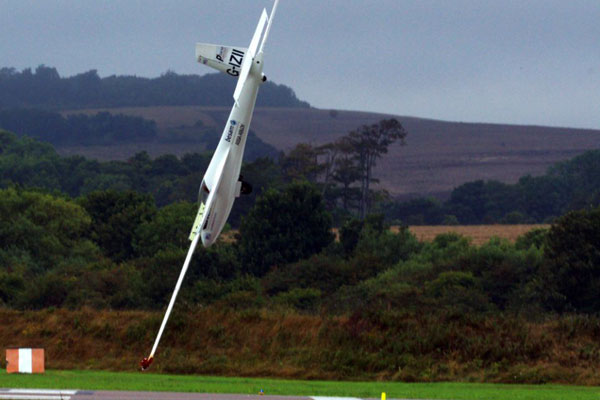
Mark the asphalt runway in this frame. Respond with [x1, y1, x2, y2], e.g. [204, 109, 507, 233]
[0, 389, 393, 400]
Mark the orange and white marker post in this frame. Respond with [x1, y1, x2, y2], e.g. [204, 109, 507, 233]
[6, 348, 45, 374]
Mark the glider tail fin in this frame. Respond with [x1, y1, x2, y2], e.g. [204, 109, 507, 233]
[233, 9, 268, 102]
[259, 0, 280, 54]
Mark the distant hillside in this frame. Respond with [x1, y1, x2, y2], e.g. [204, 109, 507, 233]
[4, 65, 598, 199]
[59, 106, 600, 198]
[0, 108, 278, 162]
[0, 66, 309, 109]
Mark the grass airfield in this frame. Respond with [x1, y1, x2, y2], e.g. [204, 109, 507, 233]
[1, 370, 599, 400]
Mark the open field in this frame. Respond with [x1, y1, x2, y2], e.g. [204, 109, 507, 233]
[1, 370, 600, 400]
[330, 224, 548, 246]
[406, 224, 550, 245]
[60, 106, 600, 198]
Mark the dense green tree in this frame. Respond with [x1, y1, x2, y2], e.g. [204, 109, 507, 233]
[316, 141, 341, 201]
[0, 187, 96, 272]
[381, 197, 444, 225]
[548, 151, 600, 210]
[238, 182, 334, 276]
[78, 190, 156, 261]
[19, 271, 73, 309]
[459, 238, 544, 311]
[227, 156, 284, 227]
[280, 143, 322, 183]
[0, 272, 25, 306]
[75, 262, 144, 309]
[515, 227, 548, 250]
[346, 119, 407, 219]
[134, 201, 196, 256]
[338, 218, 364, 257]
[542, 207, 600, 312]
[331, 141, 362, 213]
[135, 244, 240, 308]
[189, 243, 241, 281]
[446, 180, 485, 224]
[354, 223, 421, 267]
[425, 271, 491, 313]
[133, 248, 188, 308]
[0, 130, 62, 191]
[277, 121, 407, 219]
[517, 175, 566, 221]
[262, 254, 349, 296]
[192, 275, 262, 306]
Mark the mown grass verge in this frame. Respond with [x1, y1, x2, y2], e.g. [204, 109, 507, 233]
[1, 370, 600, 400]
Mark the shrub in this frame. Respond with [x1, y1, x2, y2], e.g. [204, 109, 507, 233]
[262, 254, 349, 296]
[425, 271, 491, 313]
[193, 275, 261, 305]
[354, 225, 421, 266]
[273, 288, 322, 313]
[515, 227, 548, 250]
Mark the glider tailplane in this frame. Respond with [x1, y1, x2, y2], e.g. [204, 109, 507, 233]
[195, 44, 248, 77]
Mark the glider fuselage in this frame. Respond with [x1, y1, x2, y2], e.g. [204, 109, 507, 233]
[191, 55, 264, 247]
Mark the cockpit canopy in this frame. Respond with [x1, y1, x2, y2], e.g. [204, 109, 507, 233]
[198, 181, 210, 205]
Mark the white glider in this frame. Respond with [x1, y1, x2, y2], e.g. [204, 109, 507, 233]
[141, 0, 280, 370]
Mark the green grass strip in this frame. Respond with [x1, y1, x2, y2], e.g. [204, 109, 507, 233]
[1, 370, 599, 400]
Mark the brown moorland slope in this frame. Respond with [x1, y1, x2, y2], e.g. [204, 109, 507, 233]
[60, 106, 600, 198]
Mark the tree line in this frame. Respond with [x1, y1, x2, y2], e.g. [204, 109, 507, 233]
[0, 118, 407, 225]
[0, 109, 157, 145]
[0, 108, 279, 161]
[280, 118, 407, 222]
[1, 181, 600, 317]
[3, 122, 600, 227]
[381, 149, 600, 225]
[0, 129, 283, 224]
[281, 129, 600, 225]
[0, 65, 310, 109]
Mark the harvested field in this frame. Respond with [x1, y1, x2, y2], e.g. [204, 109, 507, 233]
[405, 224, 550, 245]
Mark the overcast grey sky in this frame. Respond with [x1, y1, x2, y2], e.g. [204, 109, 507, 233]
[1, 0, 599, 129]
